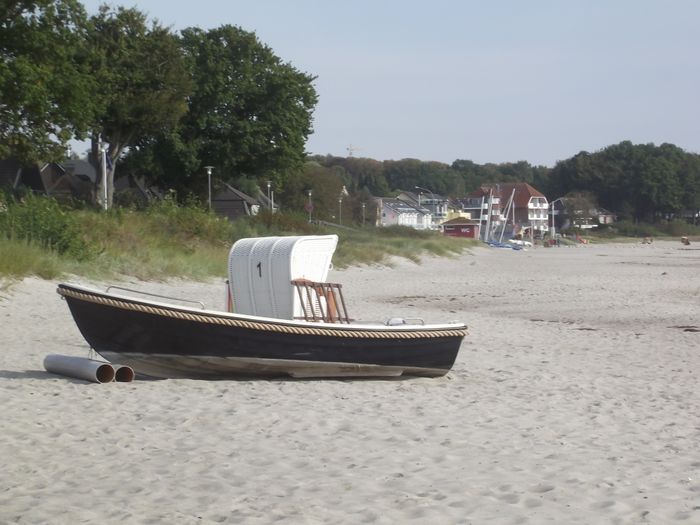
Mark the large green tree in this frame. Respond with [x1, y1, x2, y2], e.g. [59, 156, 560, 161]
[0, 0, 96, 163]
[282, 161, 345, 222]
[88, 4, 190, 207]
[127, 25, 318, 199]
[548, 141, 700, 222]
[314, 156, 389, 196]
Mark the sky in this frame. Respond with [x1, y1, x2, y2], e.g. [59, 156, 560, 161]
[79, 0, 700, 167]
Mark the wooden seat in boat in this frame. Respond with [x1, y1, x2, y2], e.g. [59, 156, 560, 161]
[291, 279, 351, 324]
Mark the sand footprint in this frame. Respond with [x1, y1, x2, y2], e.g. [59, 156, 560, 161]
[498, 492, 520, 504]
[591, 500, 616, 510]
[529, 483, 555, 494]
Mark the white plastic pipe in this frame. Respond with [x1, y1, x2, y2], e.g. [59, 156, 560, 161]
[43, 355, 115, 384]
[113, 364, 135, 382]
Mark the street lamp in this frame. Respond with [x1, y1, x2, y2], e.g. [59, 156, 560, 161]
[99, 141, 108, 210]
[550, 197, 564, 239]
[361, 202, 366, 226]
[204, 166, 214, 209]
[338, 195, 343, 225]
[415, 185, 435, 229]
[266, 180, 271, 208]
[415, 185, 435, 204]
[307, 190, 313, 222]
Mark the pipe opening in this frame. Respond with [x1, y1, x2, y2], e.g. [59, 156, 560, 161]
[114, 365, 135, 382]
[95, 364, 116, 383]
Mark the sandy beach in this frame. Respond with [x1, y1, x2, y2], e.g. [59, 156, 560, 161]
[1, 240, 699, 524]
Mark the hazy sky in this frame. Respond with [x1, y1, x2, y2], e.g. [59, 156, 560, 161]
[80, 0, 700, 166]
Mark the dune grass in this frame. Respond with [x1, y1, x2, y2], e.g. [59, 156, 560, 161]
[332, 226, 470, 267]
[588, 219, 700, 240]
[0, 238, 65, 279]
[0, 196, 475, 281]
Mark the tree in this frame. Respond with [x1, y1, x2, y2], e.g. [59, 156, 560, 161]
[0, 0, 96, 163]
[547, 141, 698, 222]
[130, 25, 318, 201]
[678, 151, 700, 221]
[316, 156, 390, 196]
[562, 191, 598, 228]
[451, 159, 481, 191]
[279, 162, 345, 221]
[88, 5, 191, 207]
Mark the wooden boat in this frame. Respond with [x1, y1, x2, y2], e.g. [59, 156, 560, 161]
[57, 235, 467, 379]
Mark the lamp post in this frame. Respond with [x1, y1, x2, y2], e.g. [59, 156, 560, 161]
[415, 185, 435, 204]
[204, 166, 214, 210]
[266, 180, 271, 208]
[338, 196, 343, 225]
[361, 202, 366, 226]
[415, 185, 435, 229]
[307, 190, 313, 222]
[99, 141, 108, 210]
[550, 201, 555, 239]
[550, 197, 564, 240]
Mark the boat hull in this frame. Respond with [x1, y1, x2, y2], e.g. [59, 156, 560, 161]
[57, 284, 467, 379]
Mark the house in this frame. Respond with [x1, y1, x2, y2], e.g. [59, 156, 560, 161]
[396, 190, 449, 228]
[377, 197, 431, 229]
[550, 197, 616, 231]
[113, 173, 158, 207]
[461, 183, 549, 240]
[0, 159, 93, 201]
[441, 217, 481, 239]
[456, 195, 499, 237]
[595, 208, 616, 226]
[62, 159, 97, 185]
[1, 158, 153, 205]
[211, 183, 278, 221]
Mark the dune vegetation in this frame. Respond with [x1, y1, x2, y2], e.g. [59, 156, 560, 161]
[0, 194, 475, 281]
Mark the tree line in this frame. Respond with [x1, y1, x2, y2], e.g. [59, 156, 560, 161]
[1, 1, 317, 207]
[2, 2, 698, 224]
[308, 141, 700, 224]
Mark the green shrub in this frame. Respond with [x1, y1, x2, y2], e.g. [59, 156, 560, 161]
[0, 238, 63, 279]
[248, 210, 319, 235]
[663, 219, 700, 237]
[0, 194, 95, 260]
[0, 199, 474, 280]
[601, 220, 700, 239]
[374, 224, 435, 239]
[144, 195, 234, 243]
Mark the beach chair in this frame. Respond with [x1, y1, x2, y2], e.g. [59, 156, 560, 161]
[227, 235, 338, 319]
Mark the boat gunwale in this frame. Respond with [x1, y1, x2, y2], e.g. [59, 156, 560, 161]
[57, 283, 468, 339]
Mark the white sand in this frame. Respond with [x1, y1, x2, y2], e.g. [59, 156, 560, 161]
[1, 240, 699, 523]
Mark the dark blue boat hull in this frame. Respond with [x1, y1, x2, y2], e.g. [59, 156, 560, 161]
[58, 284, 467, 378]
